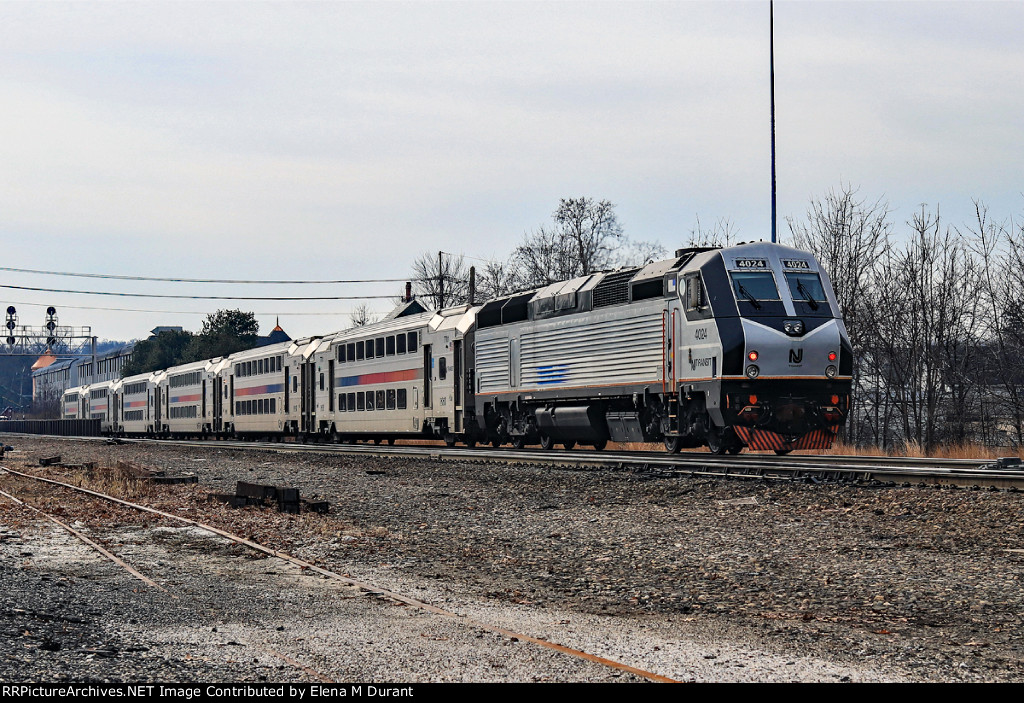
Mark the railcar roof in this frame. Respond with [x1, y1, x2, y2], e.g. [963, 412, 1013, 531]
[328, 311, 435, 344]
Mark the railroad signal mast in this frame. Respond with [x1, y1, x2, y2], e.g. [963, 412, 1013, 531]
[2, 305, 97, 362]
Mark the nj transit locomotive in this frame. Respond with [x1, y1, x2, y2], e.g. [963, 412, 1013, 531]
[63, 242, 851, 454]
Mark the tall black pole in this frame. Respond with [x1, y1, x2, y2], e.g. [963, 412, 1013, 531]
[438, 251, 444, 307]
[770, 0, 777, 243]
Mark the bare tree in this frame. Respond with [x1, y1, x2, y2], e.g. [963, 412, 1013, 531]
[686, 215, 738, 248]
[555, 197, 624, 274]
[864, 206, 980, 451]
[964, 200, 1024, 445]
[349, 303, 379, 328]
[474, 258, 523, 302]
[786, 184, 891, 446]
[514, 223, 576, 288]
[617, 238, 667, 267]
[515, 198, 624, 287]
[411, 251, 470, 309]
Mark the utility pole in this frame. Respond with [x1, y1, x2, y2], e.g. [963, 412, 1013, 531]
[438, 250, 444, 308]
[770, 0, 777, 243]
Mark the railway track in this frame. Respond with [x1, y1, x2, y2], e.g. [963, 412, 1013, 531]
[0, 464, 677, 683]
[4, 433, 1021, 682]
[10, 433, 1022, 490]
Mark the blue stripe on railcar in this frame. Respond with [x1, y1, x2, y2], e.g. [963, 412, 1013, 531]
[536, 364, 569, 385]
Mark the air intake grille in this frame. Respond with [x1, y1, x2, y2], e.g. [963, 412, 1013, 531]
[592, 268, 641, 308]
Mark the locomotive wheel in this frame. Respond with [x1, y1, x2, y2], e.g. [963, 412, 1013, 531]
[562, 441, 576, 450]
[388, 438, 396, 446]
[491, 439, 502, 448]
[539, 433, 555, 450]
[512, 435, 526, 449]
[707, 428, 727, 455]
[465, 437, 477, 448]
[728, 445, 743, 455]
[444, 433, 456, 448]
[774, 449, 792, 455]
[664, 435, 682, 453]
[592, 439, 607, 451]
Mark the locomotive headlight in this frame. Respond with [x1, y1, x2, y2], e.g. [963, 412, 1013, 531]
[825, 365, 838, 378]
[747, 350, 759, 362]
[745, 364, 760, 379]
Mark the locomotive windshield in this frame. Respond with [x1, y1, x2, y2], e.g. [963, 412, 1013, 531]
[785, 272, 833, 316]
[729, 272, 779, 302]
[728, 271, 783, 315]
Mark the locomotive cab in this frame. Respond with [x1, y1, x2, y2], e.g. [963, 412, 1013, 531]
[667, 243, 852, 453]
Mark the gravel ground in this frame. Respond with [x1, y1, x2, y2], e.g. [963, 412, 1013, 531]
[2, 435, 1023, 682]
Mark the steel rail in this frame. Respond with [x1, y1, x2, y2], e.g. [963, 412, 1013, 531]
[1, 472, 335, 683]
[0, 485, 168, 592]
[107, 436, 1024, 488]
[5, 432, 1022, 487]
[1, 465, 678, 683]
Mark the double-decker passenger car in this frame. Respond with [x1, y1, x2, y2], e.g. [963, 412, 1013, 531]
[313, 306, 469, 444]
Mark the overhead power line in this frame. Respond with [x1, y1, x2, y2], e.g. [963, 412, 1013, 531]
[0, 284, 397, 301]
[0, 300, 390, 316]
[0, 266, 407, 285]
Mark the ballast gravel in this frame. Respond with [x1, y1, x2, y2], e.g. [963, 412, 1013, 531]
[2, 436, 1023, 683]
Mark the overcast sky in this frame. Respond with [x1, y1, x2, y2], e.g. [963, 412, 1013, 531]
[2, 1, 1021, 343]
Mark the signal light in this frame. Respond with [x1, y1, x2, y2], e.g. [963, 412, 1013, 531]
[749, 395, 758, 405]
[828, 351, 837, 362]
[831, 395, 840, 405]
[5, 307, 16, 342]
[747, 350, 759, 362]
[44, 306, 57, 341]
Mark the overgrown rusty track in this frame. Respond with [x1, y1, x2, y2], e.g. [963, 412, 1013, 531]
[0, 464, 678, 683]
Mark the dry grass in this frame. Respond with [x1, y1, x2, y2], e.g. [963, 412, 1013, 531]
[63, 463, 165, 502]
[613, 438, 1020, 460]
[823, 439, 1018, 461]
